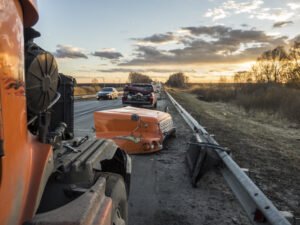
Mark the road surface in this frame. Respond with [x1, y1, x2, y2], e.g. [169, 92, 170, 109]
[74, 95, 250, 225]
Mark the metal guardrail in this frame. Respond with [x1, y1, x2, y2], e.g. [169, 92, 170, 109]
[165, 91, 294, 225]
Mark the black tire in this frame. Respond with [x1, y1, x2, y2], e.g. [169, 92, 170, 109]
[153, 102, 157, 108]
[105, 174, 128, 225]
[170, 129, 176, 138]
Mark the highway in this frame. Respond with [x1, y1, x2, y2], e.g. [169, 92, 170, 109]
[74, 96, 250, 225]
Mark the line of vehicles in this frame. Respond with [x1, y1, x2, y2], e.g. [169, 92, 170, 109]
[96, 82, 162, 108]
[94, 82, 176, 154]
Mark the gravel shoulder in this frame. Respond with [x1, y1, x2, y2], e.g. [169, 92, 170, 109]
[129, 92, 251, 225]
[169, 90, 300, 218]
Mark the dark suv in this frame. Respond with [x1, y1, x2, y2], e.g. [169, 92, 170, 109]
[122, 83, 157, 108]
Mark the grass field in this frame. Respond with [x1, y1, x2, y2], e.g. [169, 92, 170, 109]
[183, 83, 300, 124]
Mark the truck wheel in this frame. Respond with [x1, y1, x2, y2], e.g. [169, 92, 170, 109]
[153, 102, 157, 108]
[105, 174, 128, 225]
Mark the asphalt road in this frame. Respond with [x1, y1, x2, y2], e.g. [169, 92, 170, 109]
[74, 96, 250, 225]
[74, 98, 121, 136]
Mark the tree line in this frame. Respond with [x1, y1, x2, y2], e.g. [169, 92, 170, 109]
[234, 42, 300, 86]
[127, 71, 188, 88]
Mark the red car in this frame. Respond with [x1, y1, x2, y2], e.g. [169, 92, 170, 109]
[122, 83, 158, 108]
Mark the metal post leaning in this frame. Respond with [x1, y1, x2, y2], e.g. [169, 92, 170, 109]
[165, 91, 292, 225]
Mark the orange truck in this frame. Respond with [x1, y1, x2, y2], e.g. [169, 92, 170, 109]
[0, 1, 130, 224]
[94, 106, 176, 154]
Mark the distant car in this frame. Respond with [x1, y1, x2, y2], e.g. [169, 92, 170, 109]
[152, 81, 162, 93]
[96, 87, 118, 100]
[122, 83, 157, 108]
[152, 82, 162, 100]
[94, 106, 176, 154]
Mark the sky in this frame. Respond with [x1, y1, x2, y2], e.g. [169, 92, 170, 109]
[34, 0, 300, 83]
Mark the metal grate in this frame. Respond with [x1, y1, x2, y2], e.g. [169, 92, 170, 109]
[159, 118, 174, 134]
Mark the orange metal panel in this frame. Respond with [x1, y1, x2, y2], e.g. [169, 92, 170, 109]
[94, 107, 173, 154]
[0, 2, 52, 224]
[0, 2, 114, 225]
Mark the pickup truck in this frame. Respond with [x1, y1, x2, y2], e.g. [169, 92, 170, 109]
[122, 83, 157, 108]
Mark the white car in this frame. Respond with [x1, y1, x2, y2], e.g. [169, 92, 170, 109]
[96, 87, 119, 100]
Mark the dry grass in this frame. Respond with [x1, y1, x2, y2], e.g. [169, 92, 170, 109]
[188, 83, 300, 124]
[74, 85, 124, 96]
[190, 83, 236, 102]
[74, 85, 101, 96]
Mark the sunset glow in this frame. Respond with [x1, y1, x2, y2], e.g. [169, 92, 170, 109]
[34, 0, 300, 83]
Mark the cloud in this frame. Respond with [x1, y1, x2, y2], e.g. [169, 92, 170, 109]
[223, 0, 263, 13]
[273, 21, 293, 28]
[292, 35, 300, 43]
[250, 8, 295, 22]
[54, 45, 88, 59]
[288, 3, 300, 10]
[132, 33, 179, 45]
[122, 25, 289, 66]
[92, 49, 123, 59]
[205, 0, 298, 22]
[205, 8, 229, 20]
[205, 0, 263, 20]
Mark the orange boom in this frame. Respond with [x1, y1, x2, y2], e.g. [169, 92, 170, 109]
[94, 106, 176, 154]
[0, 1, 130, 224]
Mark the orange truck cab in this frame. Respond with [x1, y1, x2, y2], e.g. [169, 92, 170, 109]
[94, 106, 176, 154]
[0, 1, 130, 224]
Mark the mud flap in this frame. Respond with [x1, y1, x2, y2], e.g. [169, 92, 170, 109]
[186, 137, 224, 187]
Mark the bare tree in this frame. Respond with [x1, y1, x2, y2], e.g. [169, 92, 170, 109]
[166, 72, 189, 87]
[287, 42, 300, 84]
[128, 72, 152, 83]
[91, 78, 99, 83]
[256, 46, 289, 83]
[234, 71, 253, 83]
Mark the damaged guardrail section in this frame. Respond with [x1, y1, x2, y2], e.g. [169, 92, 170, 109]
[165, 91, 295, 225]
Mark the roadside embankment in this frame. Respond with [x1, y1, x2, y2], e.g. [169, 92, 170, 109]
[169, 89, 300, 218]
